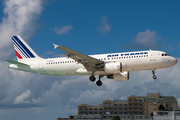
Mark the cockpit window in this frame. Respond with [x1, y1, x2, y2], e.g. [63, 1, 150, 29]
[162, 53, 170, 56]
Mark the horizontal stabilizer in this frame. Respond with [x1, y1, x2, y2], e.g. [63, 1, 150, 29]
[4, 59, 29, 66]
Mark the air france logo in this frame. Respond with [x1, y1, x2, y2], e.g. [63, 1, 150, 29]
[107, 52, 148, 57]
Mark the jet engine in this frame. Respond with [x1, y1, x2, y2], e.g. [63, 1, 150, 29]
[107, 71, 129, 81]
[104, 62, 127, 73]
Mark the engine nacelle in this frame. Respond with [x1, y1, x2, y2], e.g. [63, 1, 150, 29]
[107, 71, 129, 81]
[104, 62, 127, 73]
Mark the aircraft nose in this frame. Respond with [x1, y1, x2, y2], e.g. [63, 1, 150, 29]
[172, 57, 178, 65]
[175, 58, 178, 64]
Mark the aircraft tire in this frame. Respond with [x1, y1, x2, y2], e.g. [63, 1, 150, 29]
[153, 75, 157, 79]
[96, 80, 102, 86]
[89, 75, 96, 82]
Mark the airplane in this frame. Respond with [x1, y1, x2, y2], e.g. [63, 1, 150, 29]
[4, 36, 178, 86]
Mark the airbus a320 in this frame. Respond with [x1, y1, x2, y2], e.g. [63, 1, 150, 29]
[4, 36, 178, 86]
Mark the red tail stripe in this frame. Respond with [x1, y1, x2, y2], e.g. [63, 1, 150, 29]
[15, 50, 23, 59]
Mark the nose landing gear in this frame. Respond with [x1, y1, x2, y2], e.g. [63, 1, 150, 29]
[152, 70, 157, 79]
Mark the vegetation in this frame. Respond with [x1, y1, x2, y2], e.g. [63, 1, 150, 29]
[112, 116, 121, 120]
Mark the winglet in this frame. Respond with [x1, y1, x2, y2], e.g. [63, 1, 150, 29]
[53, 44, 59, 49]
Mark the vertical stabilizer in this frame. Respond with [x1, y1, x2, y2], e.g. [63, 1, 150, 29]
[12, 36, 41, 61]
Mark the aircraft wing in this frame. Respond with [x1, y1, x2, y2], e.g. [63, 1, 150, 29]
[53, 44, 104, 71]
[4, 59, 29, 66]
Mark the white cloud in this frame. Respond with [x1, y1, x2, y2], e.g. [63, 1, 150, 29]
[53, 25, 73, 34]
[0, 0, 43, 58]
[13, 90, 31, 104]
[127, 29, 159, 49]
[97, 16, 111, 34]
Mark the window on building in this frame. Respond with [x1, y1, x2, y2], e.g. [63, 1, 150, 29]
[119, 104, 122, 107]
[84, 106, 88, 111]
[124, 108, 127, 111]
[129, 108, 132, 111]
[139, 104, 142, 106]
[109, 108, 112, 111]
[79, 112, 83, 115]
[89, 112, 93, 114]
[104, 103, 108, 107]
[139, 100, 143, 102]
[119, 108, 122, 111]
[99, 108, 103, 111]
[79, 106, 83, 111]
[129, 98, 132, 103]
[114, 104, 117, 107]
[124, 104, 127, 107]
[134, 104, 137, 107]
[134, 98, 137, 103]
[94, 112, 98, 114]
[114, 108, 118, 111]
[114, 112, 118, 114]
[94, 108, 98, 111]
[119, 112, 122, 114]
[129, 104, 132, 107]
[89, 108, 93, 111]
[109, 103, 112, 107]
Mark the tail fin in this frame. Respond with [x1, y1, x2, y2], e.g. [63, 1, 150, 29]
[12, 36, 41, 61]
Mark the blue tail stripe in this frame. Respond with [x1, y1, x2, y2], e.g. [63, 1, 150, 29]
[12, 37, 31, 58]
[12, 36, 35, 58]
[13, 43, 28, 58]
[13, 36, 35, 58]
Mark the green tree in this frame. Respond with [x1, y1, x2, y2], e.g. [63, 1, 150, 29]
[158, 105, 165, 111]
[112, 116, 121, 120]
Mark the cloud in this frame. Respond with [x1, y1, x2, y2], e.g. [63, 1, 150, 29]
[126, 29, 160, 49]
[97, 16, 111, 34]
[13, 90, 31, 104]
[53, 25, 73, 34]
[0, 0, 43, 58]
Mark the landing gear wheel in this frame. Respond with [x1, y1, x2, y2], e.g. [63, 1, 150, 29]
[89, 75, 96, 82]
[96, 80, 102, 86]
[153, 75, 157, 79]
[152, 70, 157, 80]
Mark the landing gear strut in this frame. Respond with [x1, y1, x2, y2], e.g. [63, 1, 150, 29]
[96, 75, 103, 86]
[152, 70, 157, 79]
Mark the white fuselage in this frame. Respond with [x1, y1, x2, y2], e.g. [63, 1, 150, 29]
[9, 50, 177, 76]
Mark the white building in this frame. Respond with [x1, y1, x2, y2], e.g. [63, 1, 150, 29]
[153, 111, 180, 120]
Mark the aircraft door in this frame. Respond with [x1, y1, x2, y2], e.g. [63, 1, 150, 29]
[38, 60, 43, 70]
[150, 50, 156, 61]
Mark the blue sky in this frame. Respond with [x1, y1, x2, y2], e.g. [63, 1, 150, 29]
[0, 0, 180, 120]
[29, 0, 180, 58]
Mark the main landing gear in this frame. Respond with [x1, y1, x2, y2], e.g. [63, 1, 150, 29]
[89, 75, 103, 86]
[152, 70, 157, 79]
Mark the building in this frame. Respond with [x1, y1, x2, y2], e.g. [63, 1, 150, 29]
[153, 111, 180, 120]
[78, 93, 178, 116]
